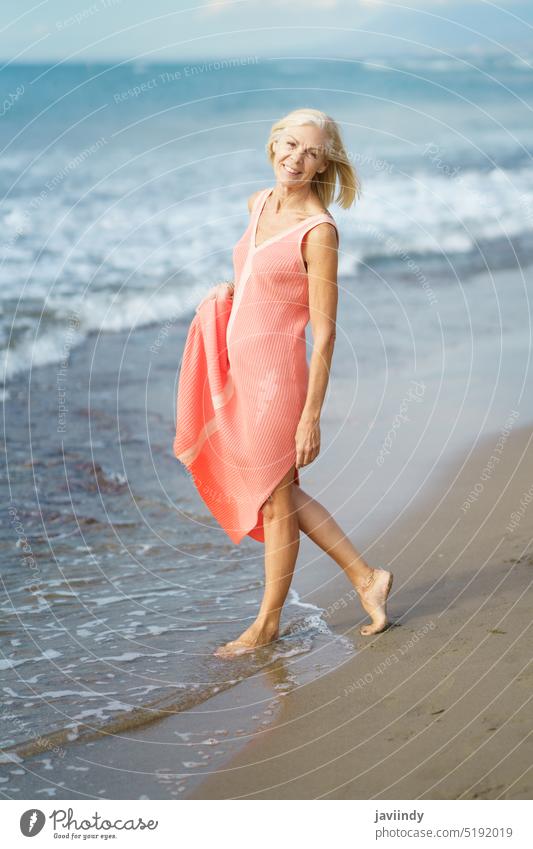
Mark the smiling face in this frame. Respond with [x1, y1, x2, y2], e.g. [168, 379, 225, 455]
[272, 124, 329, 188]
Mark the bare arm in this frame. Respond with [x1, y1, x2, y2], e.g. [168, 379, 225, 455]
[295, 222, 338, 468]
[247, 189, 263, 214]
[198, 193, 262, 307]
[229, 192, 262, 292]
[223, 191, 262, 296]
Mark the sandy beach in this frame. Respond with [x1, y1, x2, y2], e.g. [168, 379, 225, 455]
[2, 18, 533, 817]
[4, 399, 531, 800]
[185, 419, 533, 800]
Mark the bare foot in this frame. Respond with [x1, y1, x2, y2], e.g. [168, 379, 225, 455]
[356, 567, 393, 636]
[214, 620, 279, 658]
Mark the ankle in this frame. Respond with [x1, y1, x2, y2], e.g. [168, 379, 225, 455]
[355, 567, 375, 593]
[255, 612, 280, 634]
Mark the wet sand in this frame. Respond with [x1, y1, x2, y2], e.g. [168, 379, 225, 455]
[5, 415, 532, 800]
[186, 420, 533, 800]
[2, 261, 532, 799]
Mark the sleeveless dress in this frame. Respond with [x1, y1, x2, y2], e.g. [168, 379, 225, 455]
[174, 186, 338, 545]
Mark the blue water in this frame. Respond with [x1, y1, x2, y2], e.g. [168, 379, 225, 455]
[1, 54, 533, 381]
[1, 53, 533, 758]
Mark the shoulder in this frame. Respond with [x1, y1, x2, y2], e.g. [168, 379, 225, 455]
[247, 189, 266, 213]
[305, 217, 339, 248]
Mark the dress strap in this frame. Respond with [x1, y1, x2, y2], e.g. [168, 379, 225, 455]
[299, 213, 339, 247]
[251, 188, 270, 217]
[248, 188, 271, 239]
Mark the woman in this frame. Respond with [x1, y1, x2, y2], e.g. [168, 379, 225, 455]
[174, 108, 393, 658]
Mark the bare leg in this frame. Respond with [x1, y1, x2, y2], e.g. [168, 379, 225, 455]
[214, 465, 299, 657]
[292, 484, 393, 635]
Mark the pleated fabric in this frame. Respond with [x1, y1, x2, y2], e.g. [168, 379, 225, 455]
[173, 186, 338, 544]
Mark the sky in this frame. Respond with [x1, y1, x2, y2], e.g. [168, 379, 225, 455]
[1, 0, 533, 63]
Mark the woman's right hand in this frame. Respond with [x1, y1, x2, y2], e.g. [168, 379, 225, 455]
[196, 281, 234, 312]
[217, 280, 234, 299]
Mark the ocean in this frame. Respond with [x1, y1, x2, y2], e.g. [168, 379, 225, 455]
[1, 53, 533, 761]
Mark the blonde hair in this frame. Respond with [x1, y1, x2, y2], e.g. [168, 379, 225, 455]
[265, 108, 360, 210]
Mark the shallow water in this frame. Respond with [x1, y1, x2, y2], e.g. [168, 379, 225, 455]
[2, 52, 533, 760]
[1, 55, 533, 382]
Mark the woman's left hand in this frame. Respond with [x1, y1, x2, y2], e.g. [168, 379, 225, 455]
[295, 415, 321, 469]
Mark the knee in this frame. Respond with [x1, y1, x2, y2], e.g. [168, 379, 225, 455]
[261, 496, 277, 522]
[261, 486, 296, 523]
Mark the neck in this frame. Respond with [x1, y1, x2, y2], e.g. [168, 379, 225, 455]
[271, 182, 315, 213]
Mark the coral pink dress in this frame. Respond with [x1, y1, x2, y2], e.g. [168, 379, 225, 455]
[174, 186, 338, 544]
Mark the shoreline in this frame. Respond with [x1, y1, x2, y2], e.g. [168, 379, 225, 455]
[2, 259, 532, 799]
[2, 50, 533, 804]
[187, 419, 533, 800]
[4, 417, 532, 799]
